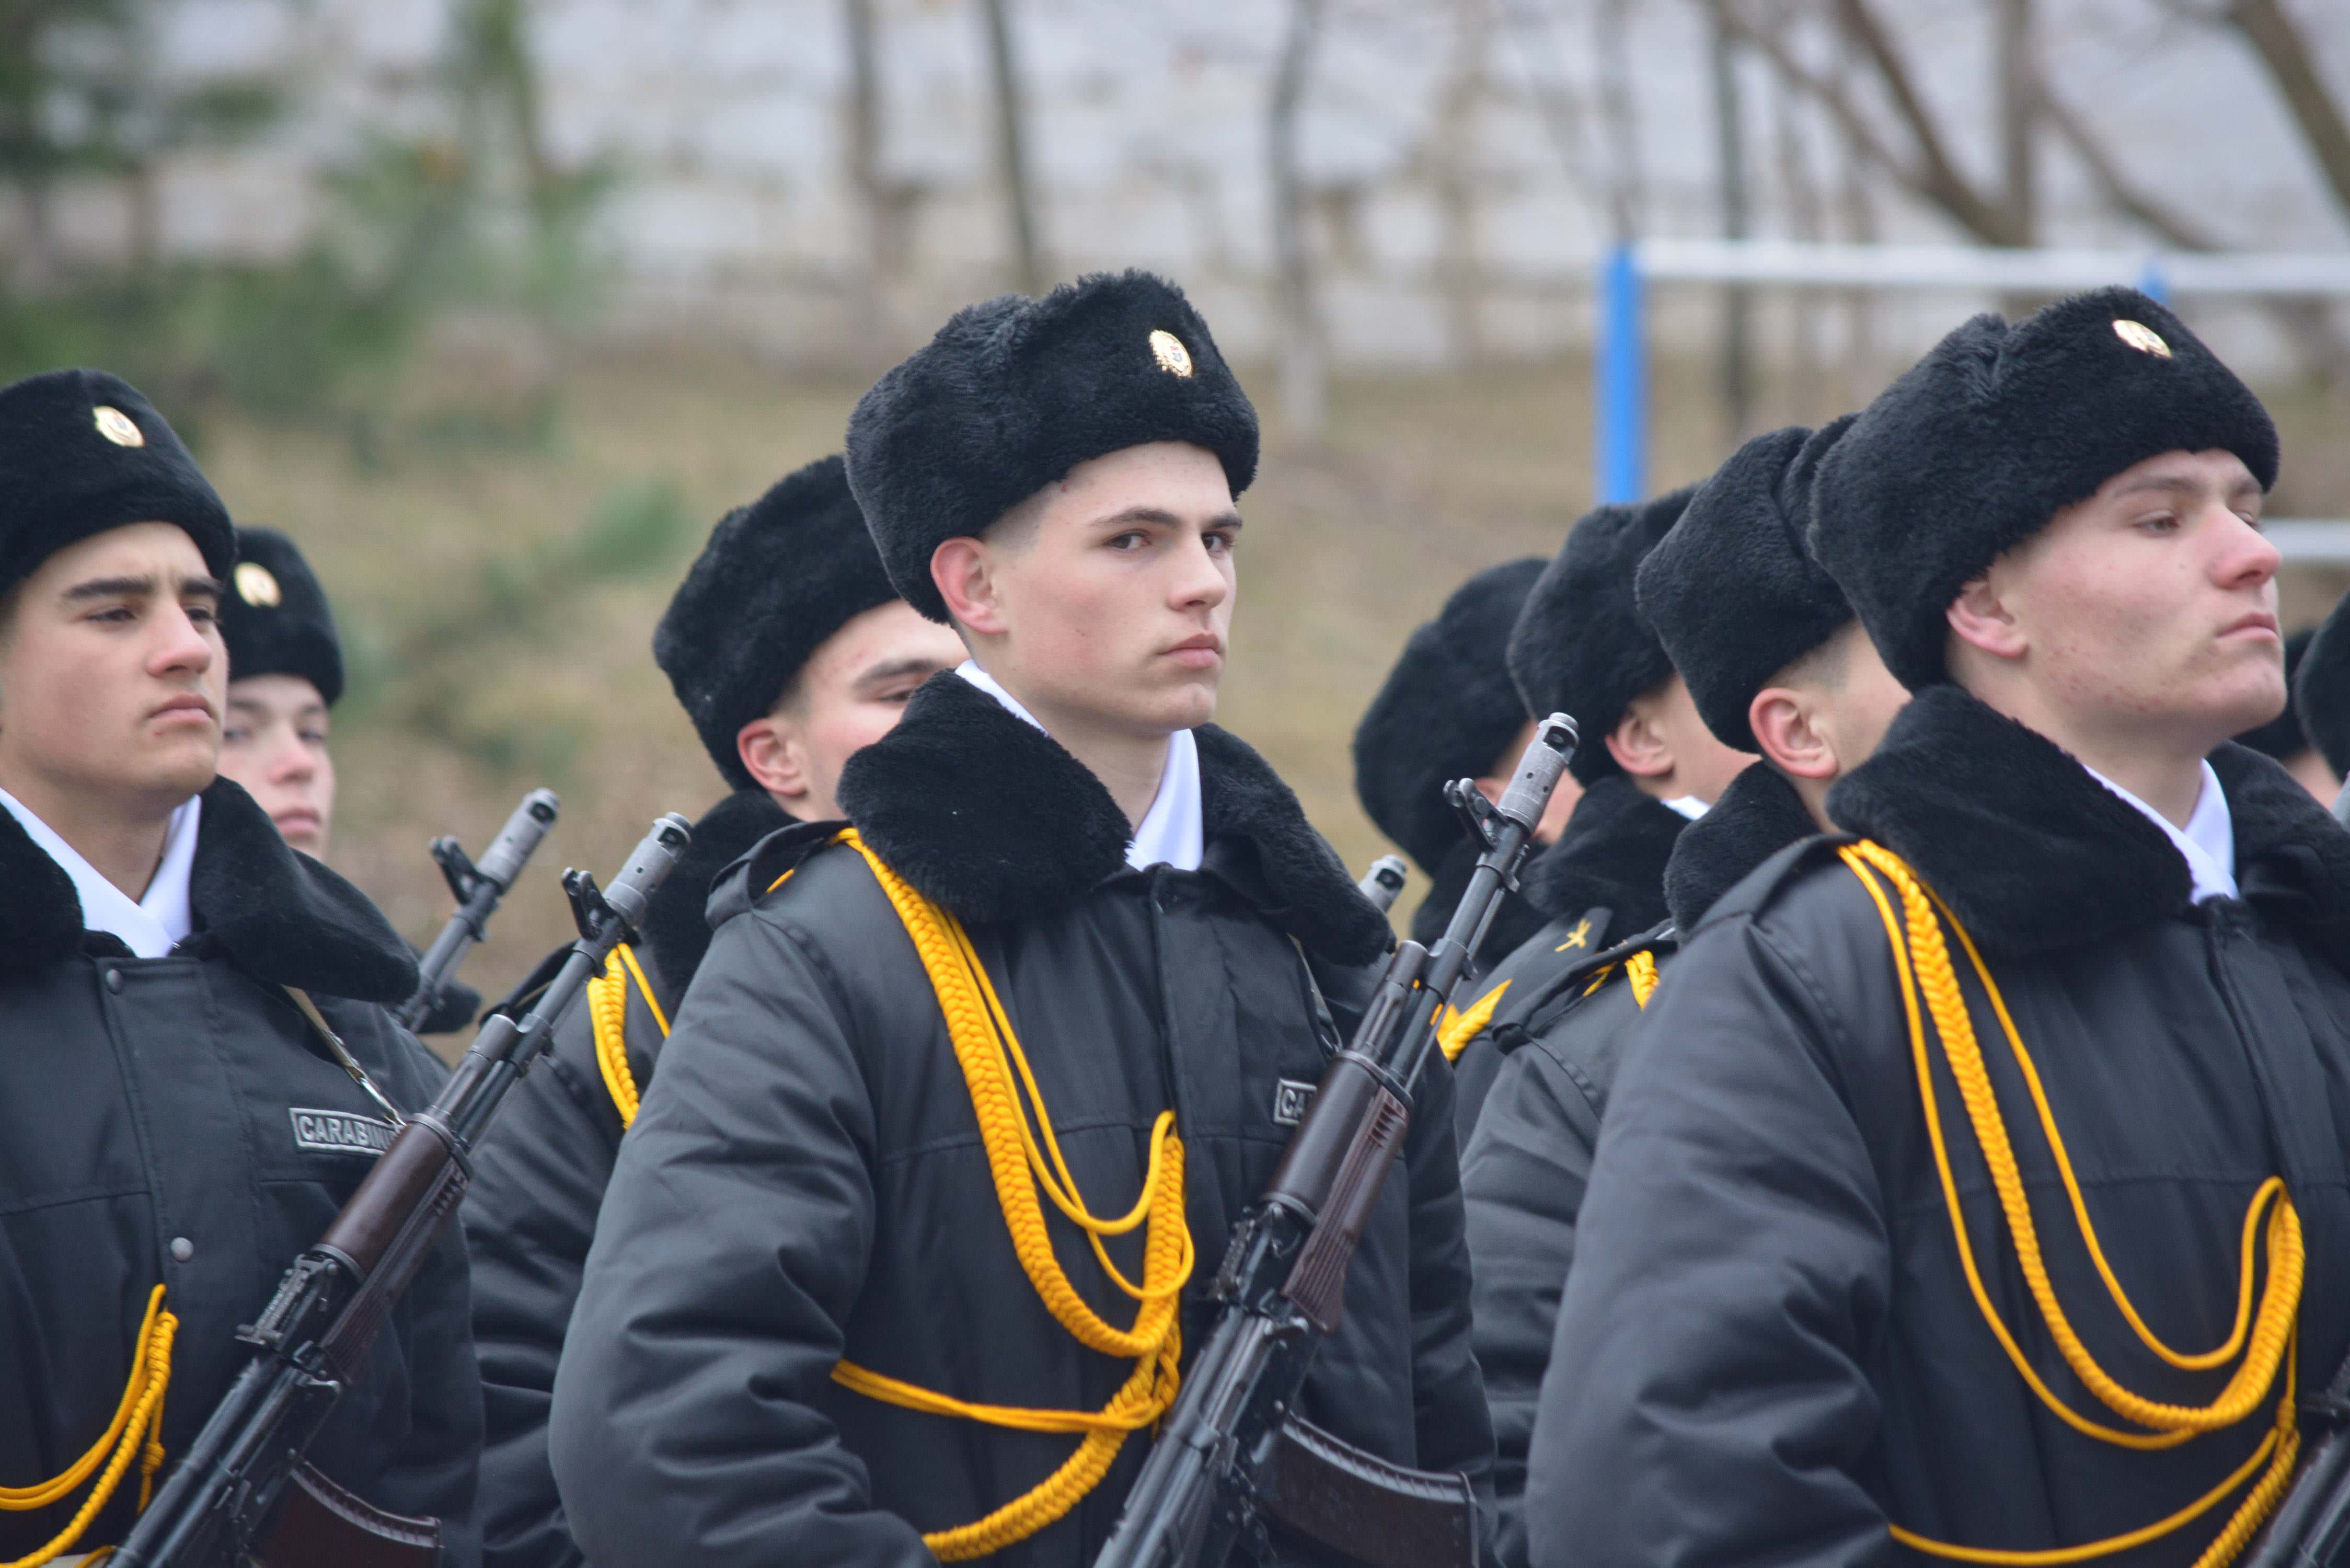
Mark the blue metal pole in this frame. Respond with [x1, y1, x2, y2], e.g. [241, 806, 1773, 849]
[2138, 258, 2169, 305]
[1596, 242, 1646, 505]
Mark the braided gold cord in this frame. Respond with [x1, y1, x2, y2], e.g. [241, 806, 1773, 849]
[1625, 949, 1660, 1009]
[827, 831, 1192, 1559]
[1839, 841, 2302, 1565]
[1438, 979, 1511, 1063]
[0, 1285, 177, 1568]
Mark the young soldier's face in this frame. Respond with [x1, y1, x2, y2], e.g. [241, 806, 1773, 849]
[0, 522, 226, 813]
[738, 597, 965, 821]
[1962, 448, 2281, 755]
[944, 441, 1240, 739]
[218, 673, 336, 856]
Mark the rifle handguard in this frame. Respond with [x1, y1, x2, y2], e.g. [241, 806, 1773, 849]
[1277, 1062, 1411, 1333]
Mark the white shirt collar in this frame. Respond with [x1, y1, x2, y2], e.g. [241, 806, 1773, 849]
[0, 787, 201, 958]
[1661, 794, 1709, 822]
[2082, 759, 2238, 904]
[955, 660, 1205, 873]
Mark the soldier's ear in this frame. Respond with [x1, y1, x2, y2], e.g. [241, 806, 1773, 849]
[1749, 688, 1836, 781]
[1605, 699, 1673, 780]
[1946, 571, 2026, 662]
[737, 712, 814, 808]
[931, 537, 1007, 636]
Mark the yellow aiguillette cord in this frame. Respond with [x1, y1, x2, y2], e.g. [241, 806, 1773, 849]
[1839, 841, 2300, 1567]
[0, 1284, 177, 1567]
[804, 831, 1195, 1560]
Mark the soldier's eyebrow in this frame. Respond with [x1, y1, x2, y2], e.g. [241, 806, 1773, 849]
[1088, 505, 1245, 532]
[63, 573, 160, 602]
[63, 572, 224, 603]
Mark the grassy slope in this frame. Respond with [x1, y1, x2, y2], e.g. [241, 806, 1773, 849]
[191, 345, 2349, 1046]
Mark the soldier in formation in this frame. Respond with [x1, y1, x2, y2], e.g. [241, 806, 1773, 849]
[0, 370, 481, 1565]
[1352, 555, 1576, 978]
[545, 271, 1492, 1567]
[1434, 485, 1755, 1136]
[1529, 287, 2346, 1568]
[1455, 414, 1909, 1565]
[461, 453, 964, 1568]
[3, 267, 2341, 1568]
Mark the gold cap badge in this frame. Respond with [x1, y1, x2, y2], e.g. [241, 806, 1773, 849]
[93, 405, 144, 447]
[235, 562, 282, 608]
[1149, 329, 1194, 378]
[2112, 319, 2172, 359]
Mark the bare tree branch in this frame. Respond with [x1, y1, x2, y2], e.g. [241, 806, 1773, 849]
[2036, 88, 2218, 250]
[2227, 0, 2350, 226]
[2044, 81, 2350, 384]
[1830, 0, 2025, 243]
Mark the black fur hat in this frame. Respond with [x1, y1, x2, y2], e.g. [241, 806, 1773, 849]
[845, 270, 1259, 621]
[1637, 419, 1857, 754]
[2239, 625, 2314, 761]
[653, 454, 902, 791]
[1353, 556, 1543, 873]
[1508, 486, 1697, 784]
[219, 526, 345, 707]
[0, 368, 232, 596]
[1812, 287, 2278, 693]
[2297, 603, 2350, 777]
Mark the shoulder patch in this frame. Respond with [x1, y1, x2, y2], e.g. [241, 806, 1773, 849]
[1685, 833, 1857, 936]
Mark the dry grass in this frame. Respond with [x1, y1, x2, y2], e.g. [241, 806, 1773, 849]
[187, 343, 2350, 1049]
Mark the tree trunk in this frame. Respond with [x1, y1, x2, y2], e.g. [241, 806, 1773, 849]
[979, 0, 1043, 295]
[1269, 0, 1328, 436]
[1431, 0, 1493, 366]
[843, 0, 892, 348]
[1711, 17, 1753, 442]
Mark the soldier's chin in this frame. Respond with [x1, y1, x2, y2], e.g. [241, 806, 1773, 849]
[1149, 673, 1220, 732]
[137, 737, 221, 802]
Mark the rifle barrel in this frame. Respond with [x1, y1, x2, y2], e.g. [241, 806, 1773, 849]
[1093, 717, 1576, 1568]
[395, 788, 561, 1031]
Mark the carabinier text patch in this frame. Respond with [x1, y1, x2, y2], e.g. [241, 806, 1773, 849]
[1272, 1078, 1318, 1127]
[289, 1107, 395, 1157]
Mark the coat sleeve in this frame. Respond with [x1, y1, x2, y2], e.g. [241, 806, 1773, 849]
[546, 908, 933, 1568]
[459, 996, 616, 1568]
[1522, 919, 1892, 1568]
[375, 1026, 486, 1568]
[1459, 1028, 1606, 1568]
[1397, 1051, 1500, 1536]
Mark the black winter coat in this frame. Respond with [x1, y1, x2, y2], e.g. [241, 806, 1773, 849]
[1448, 774, 1691, 1143]
[1528, 688, 2350, 1568]
[1461, 763, 1817, 1565]
[0, 778, 481, 1564]
[462, 790, 789, 1568]
[546, 674, 1494, 1568]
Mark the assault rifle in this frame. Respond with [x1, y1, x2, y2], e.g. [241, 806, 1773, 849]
[1097, 714, 1578, 1568]
[1356, 854, 1409, 914]
[392, 788, 561, 1033]
[2242, 1347, 2350, 1568]
[112, 813, 693, 1568]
